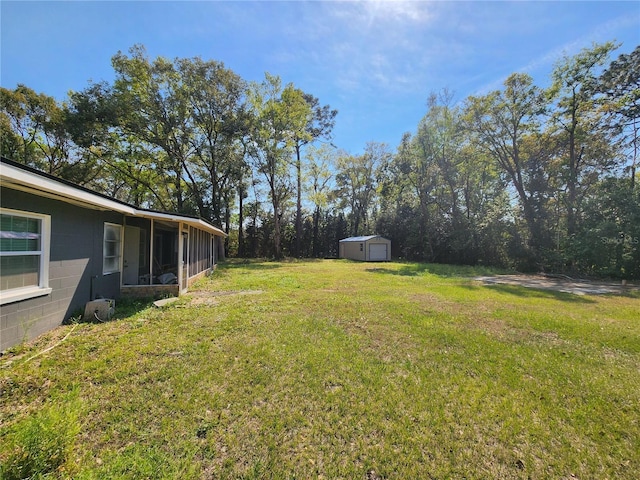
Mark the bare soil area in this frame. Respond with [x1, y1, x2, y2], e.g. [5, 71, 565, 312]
[473, 274, 638, 296]
[187, 289, 264, 306]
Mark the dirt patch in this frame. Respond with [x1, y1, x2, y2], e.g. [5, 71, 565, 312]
[473, 274, 637, 296]
[187, 290, 264, 306]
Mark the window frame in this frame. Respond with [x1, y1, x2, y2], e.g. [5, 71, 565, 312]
[0, 208, 52, 305]
[103, 222, 123, 275]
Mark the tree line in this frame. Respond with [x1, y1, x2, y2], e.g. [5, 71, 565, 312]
[1, 43, 638, 278]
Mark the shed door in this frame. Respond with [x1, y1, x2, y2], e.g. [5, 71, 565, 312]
[369, 243, 388, 261]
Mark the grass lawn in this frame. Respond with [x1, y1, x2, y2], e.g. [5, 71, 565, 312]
[1, 259, 639, 479]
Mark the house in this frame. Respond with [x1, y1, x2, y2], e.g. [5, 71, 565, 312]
[339, 235, 391, 262]
[0, 157, 226, 352]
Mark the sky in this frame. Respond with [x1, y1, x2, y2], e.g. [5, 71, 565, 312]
[2, 1, 639, 154]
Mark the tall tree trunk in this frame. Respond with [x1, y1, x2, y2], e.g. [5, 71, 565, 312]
[566, 123, 579, 237]
[209, 155, 222, 226]
[312, 207, 320, 257]
[224, 199, 231, 257]
[174, 168, 184, 213]
[631, 119, 638, 190]
[295, 144, 302, 257]
[238, 182, 245, 258]
[273, 198, 282, 259]
[353, 213, 360, 237]
[181, 157, 206, 217]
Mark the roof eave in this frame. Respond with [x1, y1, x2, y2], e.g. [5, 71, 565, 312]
[1, 159, 227, 237]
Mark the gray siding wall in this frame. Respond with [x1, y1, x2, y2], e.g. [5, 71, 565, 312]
[1, 188, 121, 351]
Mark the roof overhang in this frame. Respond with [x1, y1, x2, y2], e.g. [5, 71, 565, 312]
[1, 160, 137, 214]
[137, 210, 226, 237]
[1, 160, 226, 237]
[339, 235, 386, 242]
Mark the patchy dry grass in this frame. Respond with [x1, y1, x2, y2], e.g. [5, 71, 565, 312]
[1, 259, 639, 479]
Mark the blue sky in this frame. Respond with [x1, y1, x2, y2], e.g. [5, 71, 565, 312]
[2, 1, 639, 154]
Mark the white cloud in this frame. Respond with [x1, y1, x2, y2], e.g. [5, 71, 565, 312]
[364, 0, 435, 24]
[327, 0, 436, 29]
[300, 1, 443, 96]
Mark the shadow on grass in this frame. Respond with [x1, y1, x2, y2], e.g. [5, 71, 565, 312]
[112, 297, 158, 319]
[67, 297, 157, 325]
[475, 283, 597, 304]
[603, 289, 640, 299]
[366, 262, 502, 278]
[219, 259, 283, 271]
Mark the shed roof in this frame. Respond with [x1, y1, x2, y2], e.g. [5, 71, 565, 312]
[339, 235, 388, 242]
[0, 157, 226, 237]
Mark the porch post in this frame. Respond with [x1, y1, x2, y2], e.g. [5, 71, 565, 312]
[149, 219, 154, 285]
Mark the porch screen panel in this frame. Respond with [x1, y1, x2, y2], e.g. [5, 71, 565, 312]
[189, 227, 211, 276]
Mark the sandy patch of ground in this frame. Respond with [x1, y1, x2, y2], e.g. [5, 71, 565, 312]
[473, 274, 637, 296]
[187, 290, 264, 306]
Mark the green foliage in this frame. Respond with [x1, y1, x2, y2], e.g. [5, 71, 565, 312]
[1, 390, 82, 480]
[3, 42, 638, 277]
[547, 42, 621, 238]
[248, 73, 317, 258]
[335, 141, 391, 236]
[0, 85, 90, 182]
[111, 45, 196, 214]
[596, 45, 640, 188]
[464, 73, 551, 259]
[179, 56, 250, 226]
[380, 91, 510, 265]
[572, 177, 640, 278]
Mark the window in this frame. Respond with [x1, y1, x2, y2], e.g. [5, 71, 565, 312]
[103, 223, 122, 274]
[360, 243, 364, 252]
[0, 209, 51, 304]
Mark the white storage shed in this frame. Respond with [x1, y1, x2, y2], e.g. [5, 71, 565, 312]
[339, 235, 391, 262]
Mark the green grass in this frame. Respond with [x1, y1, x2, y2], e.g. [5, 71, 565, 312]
[1, 259, 639, 479]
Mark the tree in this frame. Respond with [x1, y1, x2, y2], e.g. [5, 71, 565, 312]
[572, 177, 640, 278]
[66, 80, 182, 209]
[377, 90, 509, 264]
[64, 81, 126, 195]
[597, 45, 640, 188]
[0, 87, 31, 162]
[179, 57, 250, 228]
[336, 142, 390, 236]
[111, 45, 198, 214]
[547, 42, 619, 237]
[248, 73, 304, 259]
[413, 91, 469, 261]
[304, 144, 337, 257]
[0, 85, 85, 182]
[65, 81, 120, 152]
[277, 85, 313, 257]
[291, 93, 337, 256]
[465, 73, 552, 268]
